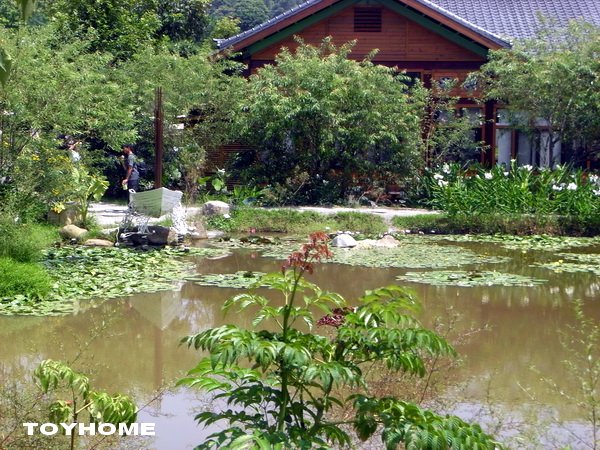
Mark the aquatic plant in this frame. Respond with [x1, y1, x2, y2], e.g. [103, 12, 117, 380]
[397, 270, 547, 287]
[185, 271, 267, 289]
[0, 246, 230, 316]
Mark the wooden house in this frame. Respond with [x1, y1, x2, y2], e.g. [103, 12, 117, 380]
[215, 0, 600, 168]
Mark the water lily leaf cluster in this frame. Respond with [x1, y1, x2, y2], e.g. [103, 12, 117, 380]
[262, 243, 509, 269]
[397, 270, 547, 287]
[0, 246, 229, 316]
[533, 252, 600, 275]
[185, 271, 267, 289]
[426, 234, 600, 252]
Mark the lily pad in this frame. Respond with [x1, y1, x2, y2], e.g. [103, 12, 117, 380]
[532, 252, 600, 275]
[262, 243, 509, 269]
[0, 246, 230, 316]
[422, 234, 600, 252]
[397, 270, 547, 287]
[185, 271, 267, 289]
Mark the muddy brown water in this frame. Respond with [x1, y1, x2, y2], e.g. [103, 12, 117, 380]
[1, 239, 599, 449]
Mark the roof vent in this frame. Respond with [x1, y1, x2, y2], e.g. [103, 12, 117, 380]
[354, 7, 382, 32]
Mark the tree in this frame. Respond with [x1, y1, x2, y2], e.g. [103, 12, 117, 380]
[46, 0, 160, 60]
[179, 233, 503, 449]
[0, 25, 136, 219]
[0, 0, 39, 85]
[212, 0, 270, 32]
[155, 0, 211, 54]
[114, 45, 244, 198]
[234, 38, 426, 204]
[474, 20, 600, 165]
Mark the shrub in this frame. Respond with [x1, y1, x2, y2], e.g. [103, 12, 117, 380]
[0, 257, 52, 299]
[180, 233, 503, 449]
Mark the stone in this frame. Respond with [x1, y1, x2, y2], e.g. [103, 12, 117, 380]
[167, 229, 179, 246]
[189, 221, 208, 239]
[83, 239, 114, 247]
[48, 202, 81, 226]
[331, 233, 358, 248]
[376, 235, 400, 248]
[59, 224, 88, 240]
[146, 226, 170, 246]
[202, 200, 230, 216]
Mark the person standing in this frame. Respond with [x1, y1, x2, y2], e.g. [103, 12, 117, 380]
[121, 144, 140, 192]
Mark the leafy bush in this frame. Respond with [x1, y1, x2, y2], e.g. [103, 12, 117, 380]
[0, 257, 52, 299]
[180, 233, 503, 449]
[233, 38, 426, 205]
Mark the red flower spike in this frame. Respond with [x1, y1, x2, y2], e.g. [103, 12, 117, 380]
[282, 232, 332, 274]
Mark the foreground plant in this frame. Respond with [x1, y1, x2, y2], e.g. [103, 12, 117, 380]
[180, 232, 502, 449]
[32, 360, 137, 450]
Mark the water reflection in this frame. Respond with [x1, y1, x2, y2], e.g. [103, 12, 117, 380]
[0, 241, 598, 448]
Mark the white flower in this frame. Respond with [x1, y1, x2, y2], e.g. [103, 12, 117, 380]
[437, 179, 448, 187]
[442, 163, 450, 174]
[503, 171, 509, 177]
[433, 174, 444, 180]
[590, 174, 599, 184]
[484, 172, 493, 180]
[567, 182, 577, 191]
[522, 164, 533, 172]
[552, 184, 563, 191]
[593, 189, 600, 196]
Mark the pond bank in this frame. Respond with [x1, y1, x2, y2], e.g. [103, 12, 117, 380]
[90, 202, 438, 233]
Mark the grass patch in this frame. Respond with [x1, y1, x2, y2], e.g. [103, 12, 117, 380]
[392, 213, 600, 236]
[0, 220, 59, 262]
[205, 208, 387, 235]
[0, 257, 52, 298]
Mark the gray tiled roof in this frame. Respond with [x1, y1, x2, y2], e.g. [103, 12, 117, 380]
[432, 0, 600, 40]
[216, 0, 600, 50]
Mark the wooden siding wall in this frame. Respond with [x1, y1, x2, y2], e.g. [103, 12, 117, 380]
[252, 6, 486, 63]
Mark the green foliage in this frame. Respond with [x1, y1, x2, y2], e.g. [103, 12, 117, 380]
[114, 46, 244, 200]
[233, 38, 425, 204]
[34, 359, 136, 450]
[46, 0, 160, 60]
[0, 246, 229, 316]
[0, 257, 51, 298]
[211, 16, 240, 39]
[180, 233, 502, 449]
[421, 81, 484, 166]
[212, 0, 269, 31]
[155, 0, 211, 51]
[427, 162, 600, 222]
[474, 20, 600, 162]
[0, 219, 57, 262]
[70, 167, 109, 226]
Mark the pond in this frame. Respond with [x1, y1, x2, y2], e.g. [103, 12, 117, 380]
[1, 235, 599, 449]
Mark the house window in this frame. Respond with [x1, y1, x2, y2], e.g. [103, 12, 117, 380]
[354, 7, 382, 32]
